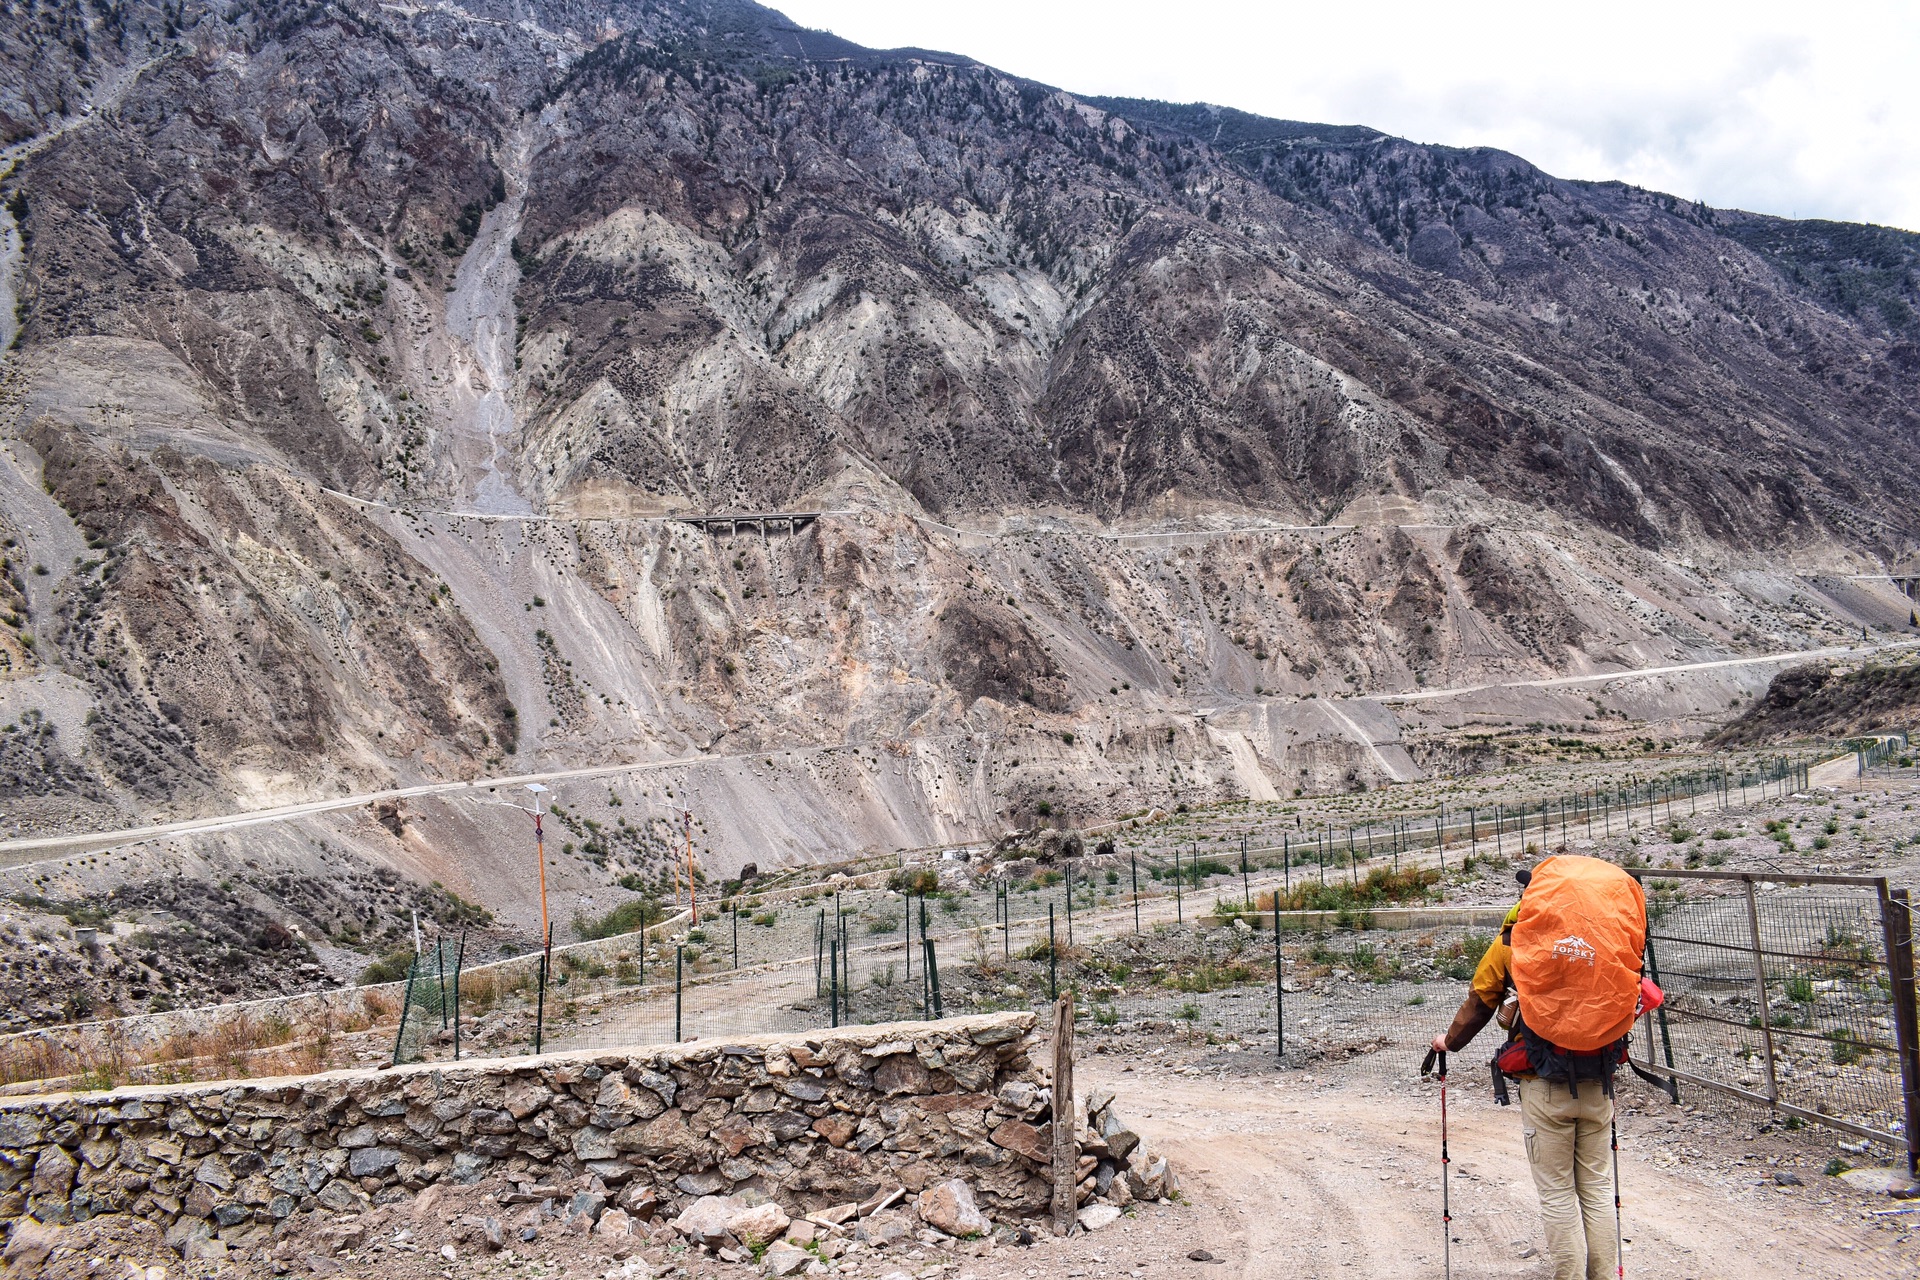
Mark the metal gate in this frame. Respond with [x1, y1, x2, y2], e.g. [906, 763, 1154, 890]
[1630, 869, 1920, 1173]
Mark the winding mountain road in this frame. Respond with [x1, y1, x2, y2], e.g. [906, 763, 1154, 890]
[0, 640, 1903, 870]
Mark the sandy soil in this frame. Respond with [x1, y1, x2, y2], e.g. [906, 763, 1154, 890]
[1080, 1056, 1911, 1280]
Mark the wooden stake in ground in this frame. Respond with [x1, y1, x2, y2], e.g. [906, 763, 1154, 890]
[1051, 993, 1077, 1236]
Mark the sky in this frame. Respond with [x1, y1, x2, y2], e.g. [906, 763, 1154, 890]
[772, 0, 1920, 233]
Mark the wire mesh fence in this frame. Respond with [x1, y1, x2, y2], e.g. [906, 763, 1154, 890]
[391, 936, 466, 1065]
[1630, 869, 1920, 1169]
[0, 745, 1875, 1110]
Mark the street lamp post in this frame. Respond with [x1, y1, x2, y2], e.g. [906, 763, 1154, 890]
[525, 784, 551, 957]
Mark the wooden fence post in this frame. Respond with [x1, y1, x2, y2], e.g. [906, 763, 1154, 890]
[1051, 994, 1077, 1236]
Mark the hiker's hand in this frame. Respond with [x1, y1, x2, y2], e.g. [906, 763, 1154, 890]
[1430, 1032, 1449, 1055]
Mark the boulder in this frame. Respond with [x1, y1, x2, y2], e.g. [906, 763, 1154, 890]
[874, 1056, 934, 1096]
[762, 1243, 812, 1277]
[1077, 1203, 1122, 1232]
[915, 1179, 990, 1238]
[997, 1081, 1039, 1112]
[29, 1145, 77, 1198]
[728, 1200, 792, 1246]
[1, 1218, 57, 1272]
[674, 1194, 746, 1248]
[572, 1127, 619, 1161]
[812, 1113, 858, 1148]
[596, 1207, 637, 1254]
[347, 1147, 402, 1179]
[855, 1209, 911, 1247]
[619, 1183, 661, 1220]
[1098, 1109, 1140, 1161]
[566, 1191, 608, 1225]
[989, 1119, 1051, 1164]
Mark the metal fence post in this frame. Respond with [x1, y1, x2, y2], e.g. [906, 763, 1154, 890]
[675, 943, 685, 1041]
[1878, 886, 1920, 1178]
[392, 956, 418, 1067]
[732, 904, 739, 970]
[1065, 861, 1074, 947]
[1282, 833, 1290, 893]
[1274, 898, 1285, 1058]
[1641, 932, 1677, 1100]
[815, 909, 825, 997]
[1241, 835, 1251, 912]
[921, 932, 936, 1020]
[452, 931, 465, 1062]
[1131, 852, 1141, 933]
[829, 938, 839, 1028]
[1741, 878, 1779, 1102]
[534, 924, 550, 1057]
[1048, 904, 1058, 1000]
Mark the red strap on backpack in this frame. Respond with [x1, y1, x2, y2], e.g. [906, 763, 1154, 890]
[1635, 976, 1665, 1017]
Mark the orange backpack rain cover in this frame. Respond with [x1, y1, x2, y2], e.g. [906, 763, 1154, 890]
[1510, 855, 1647, 1052]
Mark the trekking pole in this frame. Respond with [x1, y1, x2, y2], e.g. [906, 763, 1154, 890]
[1421, 1048, 1451, 1280]
[1611, 1114, 1624, 1279]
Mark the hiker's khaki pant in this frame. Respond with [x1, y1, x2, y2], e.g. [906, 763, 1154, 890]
[1517, 1078, 1617, 1280]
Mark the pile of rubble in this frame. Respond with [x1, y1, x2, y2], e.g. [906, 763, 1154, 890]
[1071, 1090, 1175, 1230]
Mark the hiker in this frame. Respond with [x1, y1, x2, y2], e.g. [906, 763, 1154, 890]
[1430, 858, 1652, 1280]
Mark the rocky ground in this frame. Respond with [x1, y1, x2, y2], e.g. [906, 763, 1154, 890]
[7, 1028, 1917, 1279]
[1715, 655, 1920, 746]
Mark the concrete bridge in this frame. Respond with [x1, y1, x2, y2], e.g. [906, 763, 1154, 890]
[675, 511, 822, 537]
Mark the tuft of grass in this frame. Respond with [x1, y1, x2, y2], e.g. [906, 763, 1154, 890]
[1259, 866, 1439, 914]
[1827, 1030, 1867, 1066]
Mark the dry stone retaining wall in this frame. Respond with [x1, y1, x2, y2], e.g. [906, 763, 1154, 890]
[0, 1013, 1053, 1256]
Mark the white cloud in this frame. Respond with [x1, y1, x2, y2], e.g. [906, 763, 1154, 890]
[771, 0, 1920, 230]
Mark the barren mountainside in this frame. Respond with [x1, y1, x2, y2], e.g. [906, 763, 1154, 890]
[0, 0, 1917, 894]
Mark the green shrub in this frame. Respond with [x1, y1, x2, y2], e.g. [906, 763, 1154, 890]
[359, 947, 415, 985]
[573, 896, 665, 941]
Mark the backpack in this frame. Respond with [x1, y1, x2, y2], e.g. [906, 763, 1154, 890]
[1490, 856, 1651, 1100]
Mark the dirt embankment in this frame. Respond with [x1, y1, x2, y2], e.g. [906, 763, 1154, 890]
[1713, 658, 1920, 745]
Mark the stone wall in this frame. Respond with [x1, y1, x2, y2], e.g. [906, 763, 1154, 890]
[0, 1013, 1052, 1256]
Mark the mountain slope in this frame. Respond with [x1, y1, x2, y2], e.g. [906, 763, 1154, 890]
[0, 0, 1914, 859]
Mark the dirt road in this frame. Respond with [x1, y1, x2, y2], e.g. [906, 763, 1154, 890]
[1077, 1060, 1907, 1280]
